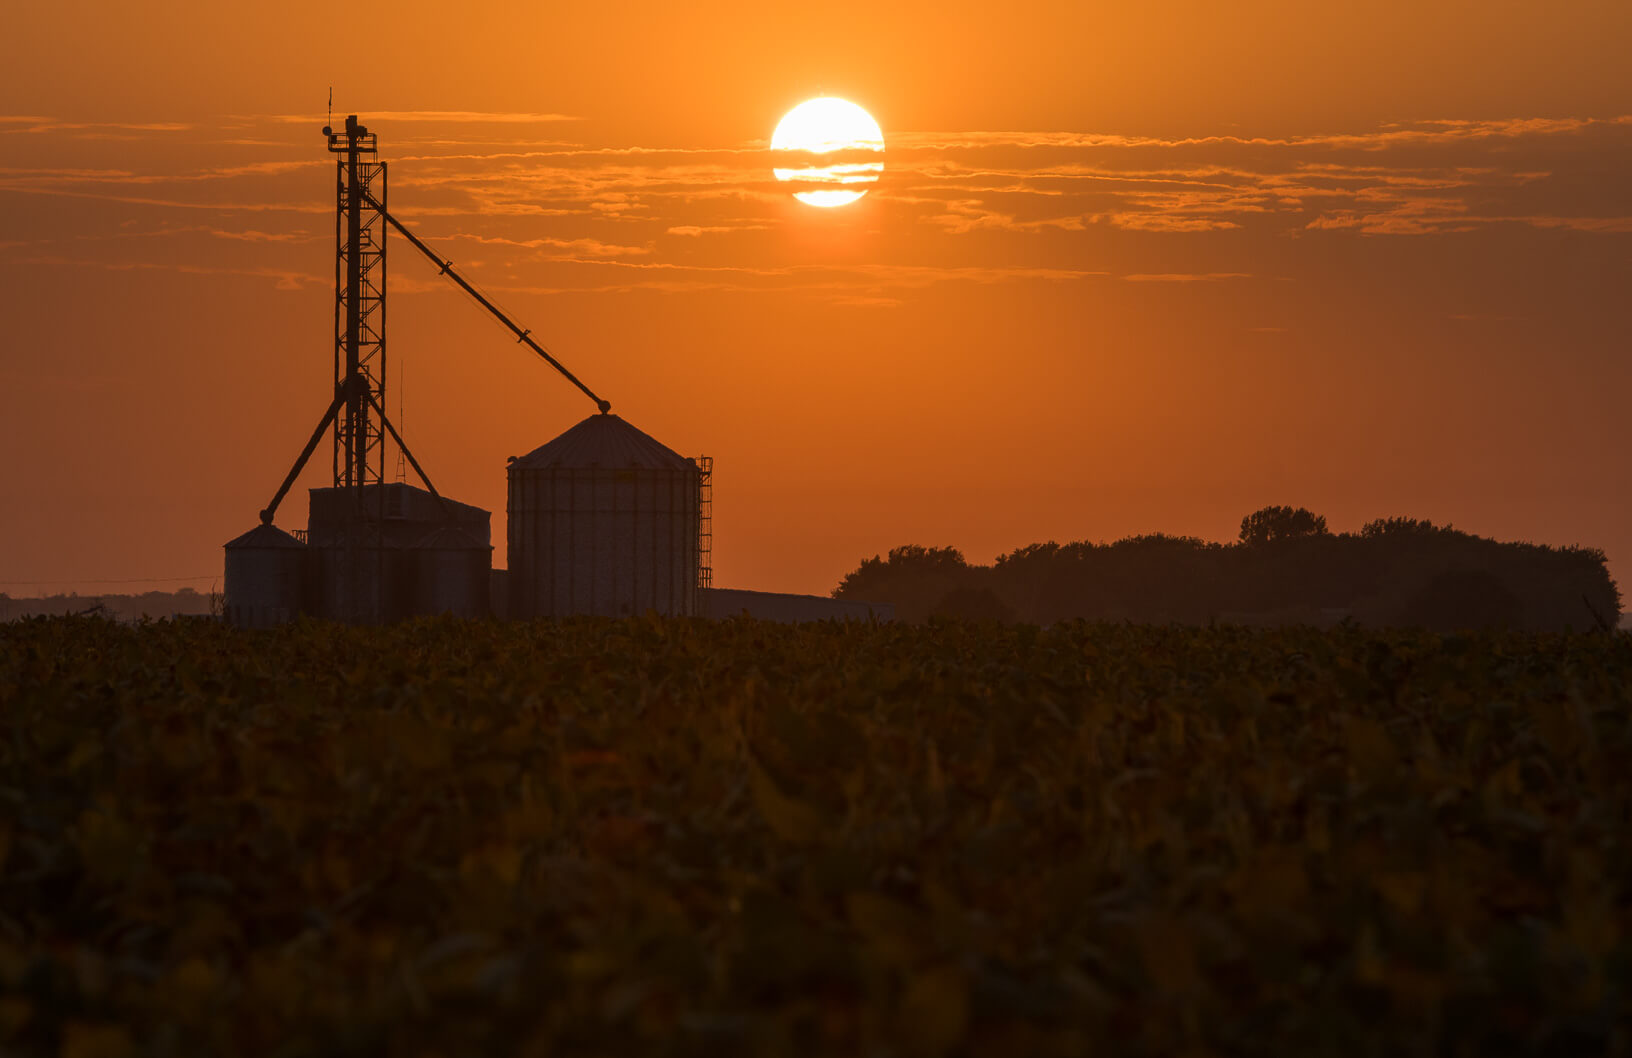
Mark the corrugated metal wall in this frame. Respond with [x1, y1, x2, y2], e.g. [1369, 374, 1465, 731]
[224, 544, 305, 628]
[409, 545, 492, 618]
[508, 465, 700, 618]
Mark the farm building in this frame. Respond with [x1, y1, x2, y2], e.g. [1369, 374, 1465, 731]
[223, 114, 886, 627]
[508, 414, 705, 619]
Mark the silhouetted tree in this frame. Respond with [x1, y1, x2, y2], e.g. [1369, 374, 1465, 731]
[834, 545, 974, 622]
[835, 517, 1620, 630]
[1361, 516, 1445, 538]
[1239, 506, 1329, 545]
[1399, 569, 1522, 630]
[932, 586, 1016, 623]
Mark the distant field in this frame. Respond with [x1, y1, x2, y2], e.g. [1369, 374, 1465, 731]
[2, 616, 1628, 1055]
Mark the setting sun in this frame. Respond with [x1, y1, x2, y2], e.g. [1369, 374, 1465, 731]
[771, 97, 884, 207]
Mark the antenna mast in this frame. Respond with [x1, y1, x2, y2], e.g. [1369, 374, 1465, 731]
[325, 114, 387, 490]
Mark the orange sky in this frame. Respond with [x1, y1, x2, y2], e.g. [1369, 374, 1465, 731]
[3, 1, 1630, 600]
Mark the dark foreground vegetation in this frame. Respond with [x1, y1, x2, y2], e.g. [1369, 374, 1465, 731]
[835, 508, 1621, 630]
[3, 615, 1629, 1056]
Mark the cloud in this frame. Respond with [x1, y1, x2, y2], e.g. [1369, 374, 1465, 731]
[1109, 214, 1243, 232]
[209, 228, 320, 243]
[916, 196, 1092, 234]
[1494, 215, 1632, 233]
[0, 183, 330, 213]
[1122, 272, 1252, 282]
[924, 198, 1015, 233]
[0, 160, 324, 188]
[666, 224, 768, 236]
[0, 224, 322, 248]
[0, 120, 192, 135]
[589, 195, 646, 214]
[4, 109, 1625, 305]
[867, 117, 1631, 238]
[361, 117, 1622, 237]
[268, 111, 582, 125]
[15, 254, 325, 291]
[888, 115, 1631, 153]
[280, 114, 1622, 240]
[827, 295, 903, 308]
[441, 232, 651, 257]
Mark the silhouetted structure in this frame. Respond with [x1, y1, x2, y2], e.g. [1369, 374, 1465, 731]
[508, 414, 706, 618]
[223, 115, 727, 625]
[220, 113, 895, 626]
[224, 524, 305, 628]
[305, 484, 491, 621]
[328, 115, 388, 492]
[225, 484, 492, 624]
[836, 509, 1622, 631]
[224, 116, 502, 625]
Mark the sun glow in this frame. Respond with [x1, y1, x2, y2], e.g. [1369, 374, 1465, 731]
[771, 97, 884, 207]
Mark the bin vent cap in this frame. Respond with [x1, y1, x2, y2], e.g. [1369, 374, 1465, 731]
[225, 524, 305, 550]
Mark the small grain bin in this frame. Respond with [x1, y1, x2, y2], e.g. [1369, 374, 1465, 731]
[508, 413, 700, 618]
[223, 523, 306, 627]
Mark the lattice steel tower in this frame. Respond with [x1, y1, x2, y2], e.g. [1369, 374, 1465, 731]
[327, 115, 387, 489]
[256, 110, 614, 538]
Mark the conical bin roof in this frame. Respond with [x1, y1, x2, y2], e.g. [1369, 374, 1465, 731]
[224, 524, 304, 549]
[511, 413, 692, 471]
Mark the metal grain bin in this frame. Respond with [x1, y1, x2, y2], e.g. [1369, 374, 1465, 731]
[223, 523, 306, 627]
[508, 413, 699, 618]
[304, 483, 492, 623]
[409, 526, 493, 617]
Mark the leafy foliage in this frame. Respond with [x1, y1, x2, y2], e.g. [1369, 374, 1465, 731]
[1239, 505, 1330, 545]
[2, 615, 1630, 1055]
[834, 546, 972, 623]
[1361, 516, 1447, 539]
[839, 512, 1621, 630]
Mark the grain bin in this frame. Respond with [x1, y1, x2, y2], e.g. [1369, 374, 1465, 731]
[409, 526, 493, 617]
[508, 413, 700, 618]
[305, 482, 492, 622]
[223, 523, 306, 627]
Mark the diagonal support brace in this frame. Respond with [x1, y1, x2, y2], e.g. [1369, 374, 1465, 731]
[260, 381, 353, 524]
[360, 387, 459, 521]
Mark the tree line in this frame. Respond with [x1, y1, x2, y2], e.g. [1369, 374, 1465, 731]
[0, 588, 216, 623]
[833, 506, 1621, 631]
